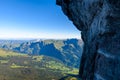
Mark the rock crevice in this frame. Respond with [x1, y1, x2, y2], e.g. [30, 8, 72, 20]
[57, 0, 120, 80]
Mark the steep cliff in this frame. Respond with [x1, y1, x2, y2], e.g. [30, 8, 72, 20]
[57, 0, 120, 80]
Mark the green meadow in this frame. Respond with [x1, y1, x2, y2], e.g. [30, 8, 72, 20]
[0, 49, 78, 80]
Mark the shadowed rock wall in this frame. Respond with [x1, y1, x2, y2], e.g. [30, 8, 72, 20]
[56, 0, 120, 80]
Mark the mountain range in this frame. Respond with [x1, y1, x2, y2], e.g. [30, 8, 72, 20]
[0, 39, 83, 68]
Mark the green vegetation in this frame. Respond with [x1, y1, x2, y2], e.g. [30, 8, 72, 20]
[32, 56, 43, 62]
[0, 49, 79, 80]
[10, 63, 29, 68]
[44, 40, 65, 50]
[65, 76, 78, 80]
[59, 75, 82, 80]
[0, 60, 9, 64]
[0, 49, 27, 57]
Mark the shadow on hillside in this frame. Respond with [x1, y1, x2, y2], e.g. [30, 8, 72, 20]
[59, 74, 82, 80]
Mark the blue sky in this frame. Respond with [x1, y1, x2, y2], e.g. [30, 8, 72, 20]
[0, 0, 81, 39]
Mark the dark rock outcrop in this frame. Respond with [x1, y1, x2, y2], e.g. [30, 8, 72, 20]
[57, 0, 120, 80]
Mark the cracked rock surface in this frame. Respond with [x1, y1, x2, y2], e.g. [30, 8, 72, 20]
[56, 0, 120, 80]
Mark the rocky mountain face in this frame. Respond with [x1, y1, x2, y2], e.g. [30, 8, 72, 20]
[0, 39, 83, 68]
[57, 0, 120, 80]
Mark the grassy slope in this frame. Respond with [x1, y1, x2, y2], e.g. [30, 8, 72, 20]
[0, 49, 78, 80]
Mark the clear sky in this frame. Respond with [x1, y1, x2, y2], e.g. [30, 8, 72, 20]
[0, 0, 81, 40]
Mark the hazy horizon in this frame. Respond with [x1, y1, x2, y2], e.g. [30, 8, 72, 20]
[0, 37, 81, 40]
[0, 0, 81, 39]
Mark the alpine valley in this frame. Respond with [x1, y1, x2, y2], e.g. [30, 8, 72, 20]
[0, 39, 83, 68]
[0, 39, 83, 80]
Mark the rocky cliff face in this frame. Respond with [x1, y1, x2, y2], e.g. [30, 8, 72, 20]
[57, 0, 120, 80]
